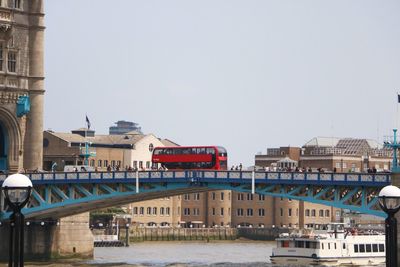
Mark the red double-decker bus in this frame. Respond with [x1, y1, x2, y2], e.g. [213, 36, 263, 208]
[152, 146, 228, 170]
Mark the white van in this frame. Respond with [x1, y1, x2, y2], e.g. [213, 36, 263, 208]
[63, 165, 95, 172]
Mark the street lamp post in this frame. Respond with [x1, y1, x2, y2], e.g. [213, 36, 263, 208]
[1, 173, 33, 267]
[378, 185, 400, 267]
[125, 223, 130, 247]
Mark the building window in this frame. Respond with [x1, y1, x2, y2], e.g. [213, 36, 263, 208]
[148, 143, 154, 152]
[133, 207, 138, 215]
[166, 207, 170, 215]
[104, 160, 109, 168]
[152, 207, 157, 215]
[220, 208, 224, 216]
[194, 193, 200, 200]
[7, 51, 16, 73]
[311, 209, 316, 217]
[212, 192, 216, 200]
[111, 160, 116, 167]
[258, 208, 265, 217]
[336, 210, 340, 218]
[146, 161, 150, 169]
[139, 207, 144, 215]
[305, 209, 310, 217]
[147, 207, 151, 215]
[193, 208, 200, 216]
[319, 210, 324, 217]
[220, 192, 224, 201]
[97, 160, 102, 167]
[247, 194, 253, 201]
[258, 194, 265, 201]
[160, 207, 165, 215]
[139, 161, 143, 169]
[133, 161, 137, 168]
[184, 208, 190, 216]
[90, 159, 95, 167]
[237, 208, 243, 216]
[325, 210, 330, 217]
[288, 208, 292, 217]
[247, 208, 253, 216]
[280, 208, 283, 217]
[238, 193, 244, 201]
[184, 194, 190, 201]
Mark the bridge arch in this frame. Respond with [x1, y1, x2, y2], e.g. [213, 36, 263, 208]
[0, 107, 22, 172]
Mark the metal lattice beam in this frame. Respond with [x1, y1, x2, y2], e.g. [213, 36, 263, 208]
[0, 170, 390, 220]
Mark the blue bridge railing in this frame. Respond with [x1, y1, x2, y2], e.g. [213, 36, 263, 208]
[0, 170, 391, 186]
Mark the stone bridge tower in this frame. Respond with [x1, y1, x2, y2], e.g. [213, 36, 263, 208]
[0, 0, 44, 173]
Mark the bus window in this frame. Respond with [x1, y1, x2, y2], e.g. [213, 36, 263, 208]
[153, 148, 162, 155]
[197, 148, 206, 154]
[217, 146, 227, 157]
[206, 148, 215, 154]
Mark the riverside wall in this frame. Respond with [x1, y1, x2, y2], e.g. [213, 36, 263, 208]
[113, 226, 287, 242]
[0, 213, 93, 262]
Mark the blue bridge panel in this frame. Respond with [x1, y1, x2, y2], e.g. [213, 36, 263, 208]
[0, 171, 391, 220]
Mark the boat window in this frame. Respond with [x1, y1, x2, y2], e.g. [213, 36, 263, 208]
[295, 241, 304, 248]
[282, 241, 290, 248]
[359, 244, 365, 253]
[379, 244, 384, 252]
[308, 242, 317, 249]
[372, 244, 378, 252]
[354, 244, 358, 253]
[366, 244, 372, 253]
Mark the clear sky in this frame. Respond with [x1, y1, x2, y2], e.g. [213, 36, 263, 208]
[44, 1, 400, 167]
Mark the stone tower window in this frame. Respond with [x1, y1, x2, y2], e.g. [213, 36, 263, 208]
[14, 0, 21, 9]
[7, 51, 16, 73]
[0, 43, 3, 71]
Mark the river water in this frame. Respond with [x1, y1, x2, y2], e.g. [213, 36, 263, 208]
[2, 241, 385, 267]
[92, 241, 273, 266]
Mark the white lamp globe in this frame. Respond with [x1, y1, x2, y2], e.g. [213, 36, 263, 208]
[378, 185, 400, 212]
[2, 173, 33, 205]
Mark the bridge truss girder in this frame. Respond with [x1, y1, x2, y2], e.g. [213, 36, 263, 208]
[0, 179, 385, 220]
[210, 183, 383, 217]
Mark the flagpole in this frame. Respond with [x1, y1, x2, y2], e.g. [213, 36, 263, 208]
[397, 93, 399, 131]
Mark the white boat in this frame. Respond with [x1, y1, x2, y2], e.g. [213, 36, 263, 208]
[270, 223, 385, 266]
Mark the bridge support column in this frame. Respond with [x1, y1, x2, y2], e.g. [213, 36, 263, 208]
[391, 173, 400, 267]
[0, 213, 93, 262]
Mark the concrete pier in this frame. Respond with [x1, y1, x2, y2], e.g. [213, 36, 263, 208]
[0, 213, 93, 261]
